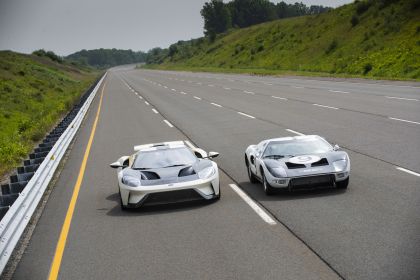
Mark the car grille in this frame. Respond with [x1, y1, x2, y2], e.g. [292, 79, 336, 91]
[144, 189, 203, 206]
[289, 175, 334, 189]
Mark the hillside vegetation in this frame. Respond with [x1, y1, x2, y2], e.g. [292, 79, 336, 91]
[67, 48, 146, 68]
[0, 51, 99, 178]
[147, 0, 420, 80]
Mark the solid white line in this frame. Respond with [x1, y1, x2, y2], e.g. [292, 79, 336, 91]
[193, 96, 201, 100]
[272, 96, 288, 100]
[329, 90, 349, 94]
[396, 167, 420, 177]
[184, 140, 196, 149]
[145, 101, 149, 106]
[229, 184, 276, 225]
[286, 129, 305, 136]
[163, 120, 173, 128]
[237, 112, 255, 119]
[385, 96, 418, 101]
[152, 109, 159, 114]
[211, 102, 222, 107]
[180, 91, 187, 95]
[388, 117, 420, 125]
[313, 103, 339, 110]
[244, 90, 255, 95]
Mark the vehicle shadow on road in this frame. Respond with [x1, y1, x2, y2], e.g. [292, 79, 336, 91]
[238, 182, 347, 202]
[105, 193, 212, 217]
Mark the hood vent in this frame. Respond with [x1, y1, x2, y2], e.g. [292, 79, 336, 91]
[140, 171, 160, 180]
[178, 166, 196, 177]
[285, 162, 306, 169]
[311, 158, 329, 167]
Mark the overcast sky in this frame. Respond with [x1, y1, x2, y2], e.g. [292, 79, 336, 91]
[0, 0, 353, 56]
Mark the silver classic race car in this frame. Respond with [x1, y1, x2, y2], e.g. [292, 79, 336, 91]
[110, 141, 220, 209]
[245, 135, 350, 195]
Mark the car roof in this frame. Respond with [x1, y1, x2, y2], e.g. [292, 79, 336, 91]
[134, 141, 186, 152]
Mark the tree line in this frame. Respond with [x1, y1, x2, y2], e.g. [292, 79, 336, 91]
[66, 48, 147, 68]
[201, 0, 331, 39]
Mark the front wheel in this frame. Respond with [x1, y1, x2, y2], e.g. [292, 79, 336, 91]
[262, 172, 275, 195]
[119, 189, 128, 211]
[336, 177, 349, 189]
[247, 162, 258, 183]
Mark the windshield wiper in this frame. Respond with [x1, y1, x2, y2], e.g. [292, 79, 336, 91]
[163, 164, 189, 168]
[263, 155, 285, 159]
[132, 167, 153, 170]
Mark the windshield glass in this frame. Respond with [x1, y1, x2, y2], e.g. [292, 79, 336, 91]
[133, 147, 197, 169]
[263, 138, 332, 157]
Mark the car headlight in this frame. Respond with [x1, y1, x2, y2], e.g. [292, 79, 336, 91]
[333, 159, 347, 172]
[198, 166, 215, 179]
[122, 176, 140, 187]
[268, 167, 287, 178]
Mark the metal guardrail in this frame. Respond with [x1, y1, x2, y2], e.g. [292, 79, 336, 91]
[0, 73, 107, 273]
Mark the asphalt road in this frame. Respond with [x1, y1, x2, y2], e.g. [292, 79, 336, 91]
[13, 67, 420, 280]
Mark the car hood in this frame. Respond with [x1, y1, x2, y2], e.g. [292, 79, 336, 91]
[122, 159, 213, 185]
[263, 151, 348, 177]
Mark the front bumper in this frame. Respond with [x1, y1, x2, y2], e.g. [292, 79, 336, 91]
[267, 172, 349, 190]
[119, 174, 220, 207]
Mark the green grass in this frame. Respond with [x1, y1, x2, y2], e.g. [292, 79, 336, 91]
[146, 0, 420, 80]
[0, 51, 100, 178]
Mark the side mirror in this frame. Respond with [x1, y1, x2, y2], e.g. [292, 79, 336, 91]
[207, 151, 219, 159]
[110, 161, 123, 168]
[333, 144, 340, 151]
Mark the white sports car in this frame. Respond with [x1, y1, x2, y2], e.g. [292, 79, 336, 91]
[110, 141, 220, 209]
[245, 135, 350, 195]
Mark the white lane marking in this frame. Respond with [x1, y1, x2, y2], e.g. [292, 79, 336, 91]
[313, 103, 339, 110]
[208, 84, 214, 87]
[292, 86, 304, 89]
[180, 91, 187, 95]
[131, 89, 134, 92]
[228, 79, 234, 82]
[152, 108, 159, 114]
[264, 83, 273, 86]
[237, 112, 255, 119]
[163, 86, 168, 89]
[211, 102, 222, 108]
[197, 82, 202, 85]
[223, 87, 231, 90]
[158, 84, 162, 86]
[145, 101, 150, 106]
[163, 120, 174, 128]
[229, 184, 277, 225]
[139, 96, 143, 99]
[286, 129, 305, 136]
[385, 96, 419, 101]
[184, 140, 196, 149]
[171, 88, 177, 92]
[272, 96, 288, 100]
[244, 90, 255, 95]
[134, 92, 138, 95]
[193, 96, 202, 100]
[396, 167, 420, 177]
[329, 90, 349, 94]
[180, 79, 185, 82]
[388, 117, 420, 125]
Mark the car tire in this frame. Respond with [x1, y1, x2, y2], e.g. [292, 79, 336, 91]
[246, 161, 258, 184]
[213, 185, 221, 201]
[336, 177, 349, 189]
[262, 171, 275, 195]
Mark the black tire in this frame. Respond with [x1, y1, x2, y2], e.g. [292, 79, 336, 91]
[246, 160, 258, 184]
[262, 171, 275, 195]
[214, 185, 221, 200]
[336, 177, 349, 189]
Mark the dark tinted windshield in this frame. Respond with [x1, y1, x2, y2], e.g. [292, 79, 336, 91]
[133, 147, 197, 169]
[263, 138, 332, 157]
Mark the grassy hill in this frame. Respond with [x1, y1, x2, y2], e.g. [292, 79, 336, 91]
[147, 0, 420, 80]
[0, 51, 100, 178]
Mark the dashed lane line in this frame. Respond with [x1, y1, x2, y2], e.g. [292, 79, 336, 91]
[163, 119, 174, 128]
[237, 112, 255, 119]
[313, 104, 339, 110]
[286, 129, 305, 136]
[388, 117, 420, 125]
[396, 167, 420, 177]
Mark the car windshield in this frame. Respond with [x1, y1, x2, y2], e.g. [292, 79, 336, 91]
[133, 147, 197, 169]
[263, 138, 332, 158]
